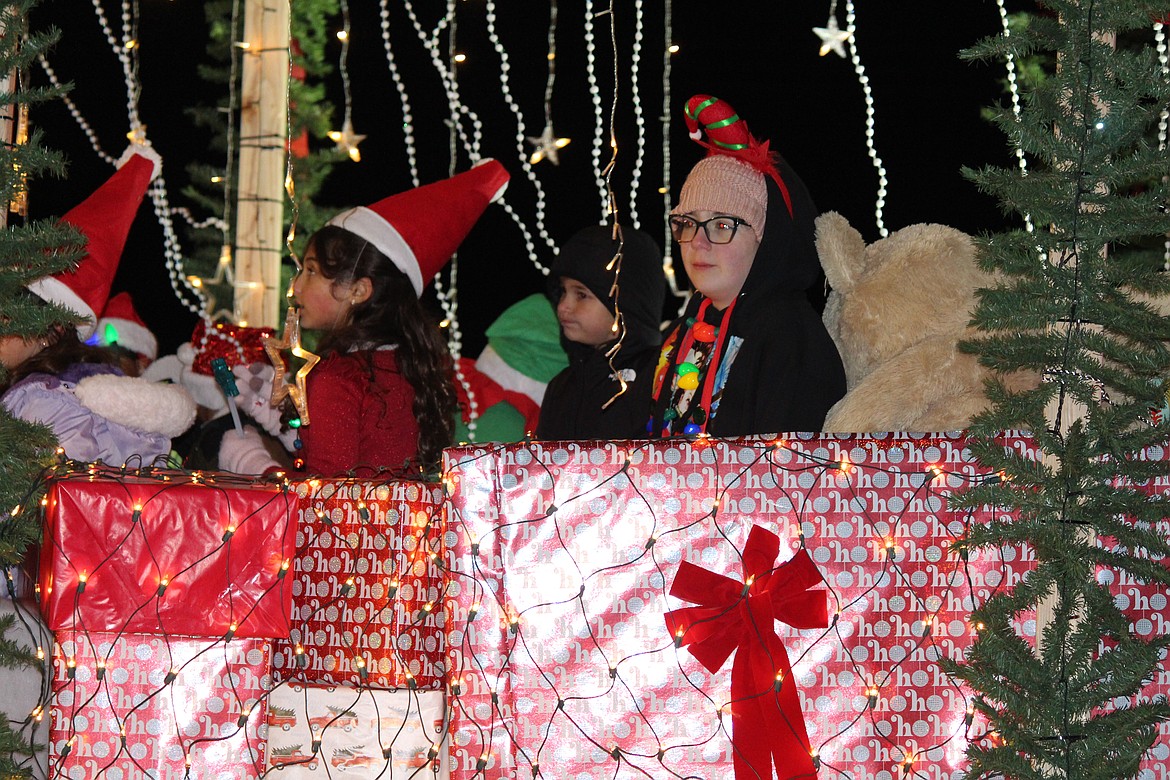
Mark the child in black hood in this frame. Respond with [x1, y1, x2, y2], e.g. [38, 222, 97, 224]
[648, 95, 845, 438]
[537, 225, 666, 440]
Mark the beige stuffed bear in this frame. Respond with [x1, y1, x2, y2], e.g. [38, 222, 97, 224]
[815, 211, 1033, 433]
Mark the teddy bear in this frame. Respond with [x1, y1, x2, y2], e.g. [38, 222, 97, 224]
[814, 211, 1035, 433]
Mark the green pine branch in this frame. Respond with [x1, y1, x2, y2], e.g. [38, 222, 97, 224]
[950, 1, 1170, 776]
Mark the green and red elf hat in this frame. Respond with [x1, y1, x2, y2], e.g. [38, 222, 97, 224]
[683, 94, 793, 218]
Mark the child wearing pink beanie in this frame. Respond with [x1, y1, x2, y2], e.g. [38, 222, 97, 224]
[647, 95, 845, 438]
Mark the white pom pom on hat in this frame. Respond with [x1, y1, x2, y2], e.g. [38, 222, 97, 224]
[326, 158, 510, 297]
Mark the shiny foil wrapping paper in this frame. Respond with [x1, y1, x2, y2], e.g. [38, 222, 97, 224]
[39, 474, 298, 638]
[274, 479, 448, 690]
[442, 434, 1038, 780]
[49, 632, 270, 778]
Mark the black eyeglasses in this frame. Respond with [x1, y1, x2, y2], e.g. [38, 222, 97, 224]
[669, 215, 752, 245]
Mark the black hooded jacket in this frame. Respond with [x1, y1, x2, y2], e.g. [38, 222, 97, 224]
[537, 226, 665, 440]
[649, 155, 846, 437]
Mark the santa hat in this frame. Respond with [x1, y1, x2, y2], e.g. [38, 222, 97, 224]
[96, 291, 158, 360]
[141, 319, 274, 412]
[27, 145, 161, 337]
[326, 159, 509, 297]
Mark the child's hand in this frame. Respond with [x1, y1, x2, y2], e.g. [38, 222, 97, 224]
[231, 363, 290, 439]
[218, 426, 280, 475]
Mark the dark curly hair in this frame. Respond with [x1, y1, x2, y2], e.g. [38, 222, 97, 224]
[307, 225, 457, 470]
[1, 319, 121, 395]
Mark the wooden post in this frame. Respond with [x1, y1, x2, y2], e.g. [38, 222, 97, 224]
[234, 0, 289, 329]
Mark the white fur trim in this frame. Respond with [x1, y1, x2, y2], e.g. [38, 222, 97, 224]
[117, 144, 162, 181]
[477, 345, 547, 405]
[97, 317, 157, 359]
[26, 276, 96, 336]
[327, 206, 423, 296]
[74, 374, 197, 438]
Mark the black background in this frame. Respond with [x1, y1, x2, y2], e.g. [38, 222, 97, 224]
[25, 1, 1030, 357]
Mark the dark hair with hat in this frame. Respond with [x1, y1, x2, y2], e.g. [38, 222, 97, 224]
[549, 224, 665, 353]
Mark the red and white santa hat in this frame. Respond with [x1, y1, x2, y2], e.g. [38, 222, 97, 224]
[326, 159, 509, 297]
[27, 145, 161, 337]
[96, 291, 158, 360]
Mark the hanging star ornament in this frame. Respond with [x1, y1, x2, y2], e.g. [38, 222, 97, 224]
[328, 119, 366, 162]
[527, 123, 571, 165]
[263, 306, 320, 425]
[813, 16, 852, 58]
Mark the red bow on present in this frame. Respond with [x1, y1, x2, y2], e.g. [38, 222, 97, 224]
[665, 525, 828, 780]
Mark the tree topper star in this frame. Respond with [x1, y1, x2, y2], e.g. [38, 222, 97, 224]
[263, 306, 320, 425]
[527, 123, 571, 165]
[813, 16, 852, 58]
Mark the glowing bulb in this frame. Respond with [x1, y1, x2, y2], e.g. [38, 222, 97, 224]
[336, 30, 348, 41]
[454, 53, 467, 63]
[668, 44, 680, 53]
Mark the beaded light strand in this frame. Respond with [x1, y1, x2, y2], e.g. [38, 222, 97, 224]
[90, 0, 143, 140]
[843, 0, 888, 238]
[36, 56, 115, 165]
[660, 0, 685, 304]
[434, 1, 478, 440]
[585, 3, 608, 218]
[995, 0, 1035, 238]
[481, 0, 557, 267]
[377, 1, 422, 188]
[626, 0, 647, 230]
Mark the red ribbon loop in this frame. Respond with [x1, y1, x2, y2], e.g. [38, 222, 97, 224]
[665, 525, 828, 780]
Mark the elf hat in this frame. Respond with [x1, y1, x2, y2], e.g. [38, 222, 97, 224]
[326, 158, 510, 297]
[27, 145, 161, 338]
[96, 291, 158, 360]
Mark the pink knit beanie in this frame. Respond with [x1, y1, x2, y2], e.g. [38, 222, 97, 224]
[673, 155, 768, 242]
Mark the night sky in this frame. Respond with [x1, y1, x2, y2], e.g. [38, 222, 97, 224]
[25, 0, 1031, 357]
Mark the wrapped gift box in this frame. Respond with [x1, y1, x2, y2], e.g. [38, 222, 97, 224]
[442, 434, 1038, 779]
[273, 479, 447, 690]
[264, 681, 449, 778]
[39, 470, 298, 638]
[49, 632, 270, 778]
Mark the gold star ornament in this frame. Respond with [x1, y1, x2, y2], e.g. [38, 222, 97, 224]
[263, 306, 320, 425]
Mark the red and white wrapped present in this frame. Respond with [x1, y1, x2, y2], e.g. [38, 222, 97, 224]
[49, 632, 270, 778]
[442, 434, 1038, 780]
[273, 479, 448, 690]
[264, 681, 448, 778]
[39, 470, 298, 638]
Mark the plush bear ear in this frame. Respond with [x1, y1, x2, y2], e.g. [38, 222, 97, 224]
[815, 211, 867, 293]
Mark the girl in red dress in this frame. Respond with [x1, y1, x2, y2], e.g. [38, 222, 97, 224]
[219, 160, 510, 478]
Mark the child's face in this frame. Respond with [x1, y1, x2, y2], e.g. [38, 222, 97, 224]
[676, 210, 760, 310]
[292, 244, 359, 331]
[555, 278, 616, 347]
[0, 335, 45, 369]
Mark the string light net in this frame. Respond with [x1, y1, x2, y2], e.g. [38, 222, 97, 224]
[441, 433, 1037, 779]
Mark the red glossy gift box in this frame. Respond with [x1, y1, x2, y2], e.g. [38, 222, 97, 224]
[49, 632, 270, 778]
[441, 434, 1038, 780]
[39, 471, 298, 638]
[273, 479, 448, 690]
